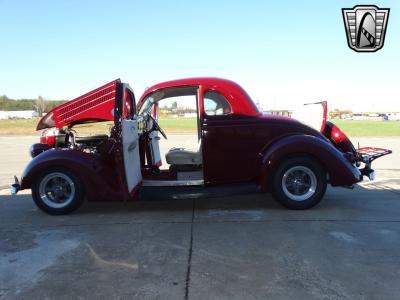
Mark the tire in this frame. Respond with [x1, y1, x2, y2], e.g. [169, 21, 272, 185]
[32, 168, 85, 215]
[271, 156, 327, 210]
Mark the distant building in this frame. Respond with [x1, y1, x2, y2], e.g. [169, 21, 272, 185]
[263, 110, 292, 117]
[329, 110, 353, 119]
[0, 110, 38, 119]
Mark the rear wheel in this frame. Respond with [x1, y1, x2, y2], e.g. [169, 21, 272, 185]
[32, 168, 85, 215]
[271, 156, 327, 210]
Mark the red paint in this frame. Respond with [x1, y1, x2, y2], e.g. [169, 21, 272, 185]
[320, 101, 328, 132]
[37, 80, 119, 130]
[138, 78, 261, 118]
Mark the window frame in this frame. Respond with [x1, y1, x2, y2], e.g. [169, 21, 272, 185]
[137, 86, 201, 140]
[202, 89, 233, 117]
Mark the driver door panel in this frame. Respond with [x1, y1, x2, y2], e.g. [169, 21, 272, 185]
[122, 118, 142, 193]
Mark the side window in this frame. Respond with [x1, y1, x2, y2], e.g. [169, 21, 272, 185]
[204, 91, 232, 116]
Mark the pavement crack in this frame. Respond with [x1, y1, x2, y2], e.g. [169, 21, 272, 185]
[184, 199, 195, 300]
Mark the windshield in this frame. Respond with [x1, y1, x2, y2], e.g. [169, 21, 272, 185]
[138, 96, 155, 115]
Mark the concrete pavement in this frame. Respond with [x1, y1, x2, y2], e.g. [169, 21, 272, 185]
[1, 183, 400, 299]
[0, 135, 399, 299]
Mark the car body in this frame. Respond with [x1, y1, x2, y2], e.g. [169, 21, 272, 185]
[11, 78, 391, 214]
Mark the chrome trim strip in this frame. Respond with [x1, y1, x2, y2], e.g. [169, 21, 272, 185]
[59, 91, 115, 117]
[142, 179, 204, 187]
[60, 82, 116, 110]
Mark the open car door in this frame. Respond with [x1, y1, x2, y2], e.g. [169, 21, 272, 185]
[291, 101, 328, 133]
[121, 85, 142, 196]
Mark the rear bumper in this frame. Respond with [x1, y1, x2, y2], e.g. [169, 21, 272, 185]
[354, 147, 392, 182]
[359, 167, 375, 181]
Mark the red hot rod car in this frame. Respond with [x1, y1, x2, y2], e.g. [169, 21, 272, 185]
[11, 78, 391, 215]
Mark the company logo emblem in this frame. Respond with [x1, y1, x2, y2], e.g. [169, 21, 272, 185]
[342, 5, 390, 52]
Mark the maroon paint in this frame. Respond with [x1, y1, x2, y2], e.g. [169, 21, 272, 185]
[20, 77, 377, 203]
[200, 112, 329, 184]
[257, 135, 361, 191]
[20, 147, 129, 202]
[323, 121, 356, 155]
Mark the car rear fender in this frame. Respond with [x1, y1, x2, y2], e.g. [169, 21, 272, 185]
[257, 134, 361, 192]
[20, 149, 125, 201]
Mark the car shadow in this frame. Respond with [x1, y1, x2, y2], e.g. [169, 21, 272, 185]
[1, 180, 399, 224]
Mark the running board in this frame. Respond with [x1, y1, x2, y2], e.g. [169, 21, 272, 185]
[140, 182, 259, 201]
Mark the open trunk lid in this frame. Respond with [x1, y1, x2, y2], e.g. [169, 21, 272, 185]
[291, 101, 392, 181]
[37, 79, 120, 130]
[291, 101, 327, 133]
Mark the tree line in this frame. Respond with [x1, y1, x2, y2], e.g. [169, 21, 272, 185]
[0, 95, 66, 115]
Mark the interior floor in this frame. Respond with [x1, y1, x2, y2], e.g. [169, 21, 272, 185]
[142, 169, 177, 181]
[144, 133, 204, 183]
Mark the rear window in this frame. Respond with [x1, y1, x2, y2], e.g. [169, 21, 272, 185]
[204, 91, 232, 116]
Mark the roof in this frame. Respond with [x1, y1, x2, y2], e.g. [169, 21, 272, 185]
[138, 77, 260, 117]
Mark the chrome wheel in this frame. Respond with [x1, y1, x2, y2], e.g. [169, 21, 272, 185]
[281, 166, 317, 202]
[38, 172, 75, 209]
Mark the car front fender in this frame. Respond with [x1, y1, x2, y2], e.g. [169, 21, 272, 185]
[20, 148, 125, 201]
[257, 134, 361, 192]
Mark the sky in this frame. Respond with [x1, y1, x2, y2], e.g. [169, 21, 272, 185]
[0, 0, 399, 111]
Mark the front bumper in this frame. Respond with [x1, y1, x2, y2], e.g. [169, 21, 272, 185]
[10, 176, 20, 195]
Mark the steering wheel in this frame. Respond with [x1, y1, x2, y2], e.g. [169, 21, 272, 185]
[147, 114, 167, 140]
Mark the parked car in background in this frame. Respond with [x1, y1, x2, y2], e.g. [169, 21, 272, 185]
[11, 78, 391, 214]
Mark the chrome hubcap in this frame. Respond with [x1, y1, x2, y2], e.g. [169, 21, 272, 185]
[39, 172, 75, 208]
[282, 166, 317, 201]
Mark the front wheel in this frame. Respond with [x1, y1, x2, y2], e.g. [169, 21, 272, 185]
[32, 168, 85, 215]
[271, 156, 327, 210]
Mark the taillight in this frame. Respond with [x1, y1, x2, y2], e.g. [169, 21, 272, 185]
[330, 124, 346, 144]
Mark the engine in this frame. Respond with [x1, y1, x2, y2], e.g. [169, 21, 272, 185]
[30, 128, 110, 158]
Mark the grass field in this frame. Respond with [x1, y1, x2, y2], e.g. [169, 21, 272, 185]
[0, 118, 198, 135]
[331, 120, 400, 137]
[158, 118, 197, 132]
[0, 118, 398, 136]
[0, 118, 39, 135]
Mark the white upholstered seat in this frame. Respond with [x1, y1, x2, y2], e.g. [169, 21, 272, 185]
[165, 140, 202, 165]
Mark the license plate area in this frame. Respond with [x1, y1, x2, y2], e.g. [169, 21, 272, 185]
[357, 147, 392, 163]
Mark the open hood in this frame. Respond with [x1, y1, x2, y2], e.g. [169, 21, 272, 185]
[291, 101, 328, 133]
[37, 79, 120, 130]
